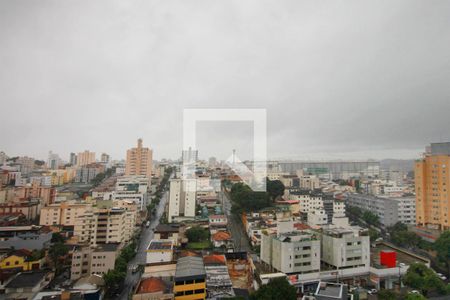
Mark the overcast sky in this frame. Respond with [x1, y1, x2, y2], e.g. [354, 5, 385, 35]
[1, 0, 450, 161]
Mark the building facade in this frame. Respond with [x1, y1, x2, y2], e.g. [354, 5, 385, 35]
[415, 142, 450, 231]
[125, 139, 153, 177]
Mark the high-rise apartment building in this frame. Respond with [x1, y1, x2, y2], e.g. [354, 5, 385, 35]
[47, 151, 61, 170]
[74, 207, 136, 246]
[415, 142, 450, 231]
[69, 152, 77, 166]
[168, 178, 196, 222]
[76, 150, 96, 167]
[100, 153, 110, 164]
[125, 139, 153, 177]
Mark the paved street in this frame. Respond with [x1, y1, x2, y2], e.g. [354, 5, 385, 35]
[221, 191, 253, 253]
[118, 190, 168, 300]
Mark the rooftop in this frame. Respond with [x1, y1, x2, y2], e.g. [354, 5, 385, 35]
[147, 239, 173, 251]
[175, 256, 206, 280]
[94, 243, 120, 252]
[315, 281, 346, 299]
[154, 223, 180, 233]
[5, 271, 47, 288]
[212, 231, 232, 241]
[136, 277, 168, 294]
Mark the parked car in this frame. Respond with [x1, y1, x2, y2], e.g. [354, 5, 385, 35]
[437, 273, 447, 280]
[410, 290, 421, 294]
[145, 221, 150, 228]
[132, 265, 139, 273]
[368, 289, 378, 295]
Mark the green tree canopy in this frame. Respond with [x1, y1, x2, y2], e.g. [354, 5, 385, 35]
[404, 294, 427, 300]
[250, 277, 297, 300]
[434, 231, 450, 275]
[186, 226, 209, 243]
[266, 179, 285, 201]
[403, 263, 446, 296]
[230, 182, 271, 213]
[377, 289, 397, 300]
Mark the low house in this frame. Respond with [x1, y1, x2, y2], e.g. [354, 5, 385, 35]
[133, 277, 173, 300]
[211, 231, 233, 250]
[0, 249, 44, 272]
[4, 271, 54, 300]
[153, 224, 182, 246]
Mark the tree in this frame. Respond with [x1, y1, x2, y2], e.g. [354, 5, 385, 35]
[377, 289, 397, 300]
[103, 269, 125, 296]
[230, 182, 271, 213]
[368, 228, 380, 242]
[49, 242, 68, 275]
[186, 226, 209, 242]
[403, 263, 446, 296]
[51, 232, 65, 243]
[250, 277, 297, 300]
[362, 211, 380, 226]
[434, 231, 450, 276]
[266, 179, 285, 201]
[404, 294, 427, 300]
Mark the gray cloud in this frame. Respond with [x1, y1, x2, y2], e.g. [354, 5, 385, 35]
[1, 0, 449, 161]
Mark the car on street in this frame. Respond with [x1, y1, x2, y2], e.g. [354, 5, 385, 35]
[368, 289, 378, 294]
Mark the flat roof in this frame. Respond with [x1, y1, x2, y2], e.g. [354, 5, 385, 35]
[175, 256, 206, 280]
[147, 239, 173, 251]
[5, 271, 47, 288]
[315, 282, 345, 298]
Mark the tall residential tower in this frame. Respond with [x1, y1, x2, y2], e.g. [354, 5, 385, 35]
[415, 142, 450, 231]
[125, 138, 153, 177]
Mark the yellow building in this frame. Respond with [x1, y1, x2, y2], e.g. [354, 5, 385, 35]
[174, 256, 206, 300]
[0, 250, 44, 271]
[415, 142, 450, 231]
[125, 139, 153, 177]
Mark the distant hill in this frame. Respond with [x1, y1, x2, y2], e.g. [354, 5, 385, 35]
[380, 159, 415, 172]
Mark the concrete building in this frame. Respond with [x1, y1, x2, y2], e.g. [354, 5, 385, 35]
[261, 230, 321, 275]
[153, 224, 182, 246]
[100, 153, 110, 164]
[146, 239, 174, 264]
[113, 175, 149, 210]
[299, 175, 320, 190]
[174, 256, 206, 300]
[203, 254, 234, 299]
[415, 142, 450, 231]
[47, 151, 61, 170]
[346, 194, 416, 227]
[321, 226, 370, 273]
[69, 152, 77, 166]
[279, 160, 380, 180]
[76, 150, 96, 167]
[75, 163, 105, 184]
[74, 207, 136, 246]
[0, 225, 52, 250]
[167, 178, 196, 222]
[125, 139, 153, 177]
[39, 201, 91, 227]
[70, 243, 119, 280]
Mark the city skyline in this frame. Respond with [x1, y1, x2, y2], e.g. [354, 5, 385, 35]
[1, 1, 450, 160]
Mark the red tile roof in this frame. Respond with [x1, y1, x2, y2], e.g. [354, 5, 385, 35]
[203, 254, 226, 265]
[137, 277, 166, 294]
[212, 231, 231, 241]
[294, 223, 311, 230]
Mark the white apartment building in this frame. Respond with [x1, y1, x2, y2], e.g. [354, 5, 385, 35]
[261, 230, 321, 275]
[112, 175, 149, 210]
[167, 178, 196, 222]
[346, 194, 416, 227]
[321, 226, 370, 273]
[289, 191, 324, 213]
[39, 201, 91, 226]
[74, 207, 136, 246]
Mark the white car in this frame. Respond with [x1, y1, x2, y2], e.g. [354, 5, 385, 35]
[410, 290, 421, 294]
[368, 289, 378, 294]
[399, 263, 406, 268]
